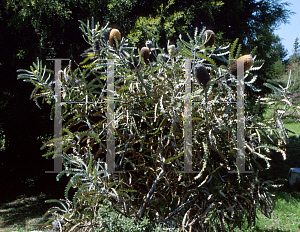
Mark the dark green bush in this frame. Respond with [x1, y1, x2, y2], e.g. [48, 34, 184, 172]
[18, 18, 300, 232]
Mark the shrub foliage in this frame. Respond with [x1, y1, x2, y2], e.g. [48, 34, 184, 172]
[18, 18, 300, 231]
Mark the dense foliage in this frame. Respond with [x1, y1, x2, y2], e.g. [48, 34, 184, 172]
[17, 18, 300, 231]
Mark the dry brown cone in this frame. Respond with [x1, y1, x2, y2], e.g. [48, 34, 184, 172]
[109, 29, 121, 47]
[228, 55, 254, 76]
[140, 47, 150, 64]
[202, 30, 215, 47]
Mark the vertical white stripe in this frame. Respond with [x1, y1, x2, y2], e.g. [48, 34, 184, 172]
[107, 59, 115, 174]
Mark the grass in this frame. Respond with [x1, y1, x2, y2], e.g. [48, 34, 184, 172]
[283, 123, 300, 135]
[0, 193, 53, 232]
[234, 187, 300, 232]
[262, 102, 300, 136]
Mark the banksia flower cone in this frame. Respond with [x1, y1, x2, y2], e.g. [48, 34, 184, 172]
[203, 30, 215, 47]
[168, 45, 176, 54]
[193, 64, 210, 88]
[140, 47, 150, 64]
[228, 55, 253, 76]
[109, 29, 121, 47]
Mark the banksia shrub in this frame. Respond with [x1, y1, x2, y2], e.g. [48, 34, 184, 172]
[18, 19, 300, 232]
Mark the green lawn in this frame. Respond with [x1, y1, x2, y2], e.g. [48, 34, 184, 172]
[233, 188, 300, 232]
[284, 123, 300, 135]
[262, 103, 300, 135]
[233, 186, 300, 232]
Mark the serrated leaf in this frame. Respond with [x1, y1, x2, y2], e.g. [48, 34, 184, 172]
[229, 38, 239, 61]
[197, 52, 217, 67]
[235, 44, 242, 59]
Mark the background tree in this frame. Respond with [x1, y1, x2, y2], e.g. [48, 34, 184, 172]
[292, 37, 300, 59]
[285, 37, 300, 99]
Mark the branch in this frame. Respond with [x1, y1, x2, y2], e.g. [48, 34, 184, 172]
[164, 196, 198, 221]
[138, 138, 165, 220]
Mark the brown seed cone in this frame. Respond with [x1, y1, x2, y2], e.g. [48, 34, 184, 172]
[228, 55, 254, 76]
[203, 30, 215, 47]
[140, 47, 150, 64]
[193, 63, 210, 88]
[109, 29, 121, 47]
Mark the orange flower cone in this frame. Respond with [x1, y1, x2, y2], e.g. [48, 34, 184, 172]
[109, 29, 121, 47]
[228, 55, 254, 76]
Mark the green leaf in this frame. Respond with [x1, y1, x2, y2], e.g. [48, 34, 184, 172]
[229, 38, 239, 61]
[163, 151, 184, 164]
[45, 199, 68, 212]
[235, 44, 242, 59]
[87, 153, 93, 175]
[93, 167, 97, 183]
[196, 52, 217, 67]
[149, 118, 166, 135]
[288, 81, 300, 92]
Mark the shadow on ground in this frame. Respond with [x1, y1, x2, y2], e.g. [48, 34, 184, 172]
[0, 193, 56, 231]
